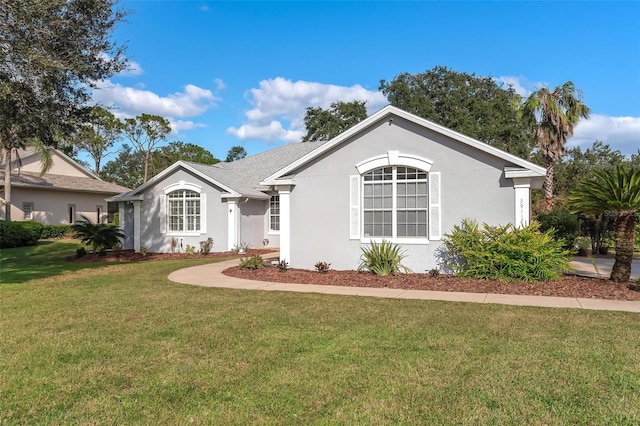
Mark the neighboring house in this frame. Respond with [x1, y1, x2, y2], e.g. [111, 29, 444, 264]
[113, 106, 545, 271]
[0, 147, 130, 224]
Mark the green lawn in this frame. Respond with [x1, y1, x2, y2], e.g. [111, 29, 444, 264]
[1, 242, 639, 424]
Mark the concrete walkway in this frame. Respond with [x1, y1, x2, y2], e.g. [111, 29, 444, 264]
[168, 254, 640, 313]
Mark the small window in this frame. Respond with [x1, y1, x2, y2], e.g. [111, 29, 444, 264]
[96, 205, 103, 223]
[23, 203, 34, 220]
[269, 195, 280, 232]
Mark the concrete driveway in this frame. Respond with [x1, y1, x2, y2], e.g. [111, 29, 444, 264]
[570, 256, 639, 280]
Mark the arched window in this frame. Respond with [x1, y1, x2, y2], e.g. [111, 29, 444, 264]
[167, 189, 201, 232]
[362, 166, 428, 238]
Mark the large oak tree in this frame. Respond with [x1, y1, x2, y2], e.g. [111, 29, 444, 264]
[379, 66, 534, 159]
[0, 0, 128, 220]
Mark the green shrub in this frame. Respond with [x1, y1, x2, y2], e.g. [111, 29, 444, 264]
[185, 245, 196, 255]
[21, 221, 44, 240]
[75, 246, 87, 258]
[315, 261, 331, 273]
[536, 208, 580, 250]
[112, 212, 119, 226]
[358, 240, 411, 276]
[239, 255, 263, 270]
[442, 219, 571, 282]
[199, 238, 214, 255]
[139, 247, 148, 256]
[40, 224, 71, 239]
[0, 221, 40, 248]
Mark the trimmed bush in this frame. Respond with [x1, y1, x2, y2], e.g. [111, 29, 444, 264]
[41, 224, 71, 239]
[442, 219, 571, 282]
[536, 208, 580, 250]
[358, 240, 411, 276]
[0, 221, 40, 248]
[239, 255, 263, 270]
[21, 221, 44, 241]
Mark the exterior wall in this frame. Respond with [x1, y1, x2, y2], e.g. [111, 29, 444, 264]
[18, 151, 92, 178]
[119, 202, 135, 250]
[136, 168, 229, 253]
[7, 187, 110, 224]
[239, 199, 273, 249]
[287, 116, 517, 272]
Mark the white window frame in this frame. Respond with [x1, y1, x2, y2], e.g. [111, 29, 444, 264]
[361, 166, 429, 245]
[352, 151, 439, 244]
[23, 202, 34, 221]
[269, 194, 280, 234]
[162, 182, 206, 236]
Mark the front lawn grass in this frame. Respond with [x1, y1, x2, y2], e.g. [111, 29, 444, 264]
[1, 252, 639, 424]
[0, 239, 107, 284]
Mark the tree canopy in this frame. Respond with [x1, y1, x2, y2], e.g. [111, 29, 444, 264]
[0, 0, 128, 219]
[123, 114, 171, 183]
[154, 141, 219, 171]
[301, 100, 368, 142]
[379, 66, 534, 158]
[225, 146, 247, 162]
[75, 107, 123, 175]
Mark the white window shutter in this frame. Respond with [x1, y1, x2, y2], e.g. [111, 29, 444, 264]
[349, 175, 360, 239]
[160, 194, 167, 234]
[200, 193, 207, 233]
[429, 172, 441, 240]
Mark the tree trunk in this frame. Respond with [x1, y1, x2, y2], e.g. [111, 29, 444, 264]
[3, 148, 12, 221]
[143, 150, 150, 183]
[543, 156, 555, 211]
[610, 213, 636, 282]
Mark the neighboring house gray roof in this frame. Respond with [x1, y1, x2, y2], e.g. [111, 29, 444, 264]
[2, 171, 131, 194]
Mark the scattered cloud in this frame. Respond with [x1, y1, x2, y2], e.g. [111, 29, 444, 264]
[571, 114, 640, 155]
[200, 4, 210, 12]
[227, 77, 388, 143]
[92, 81, 219, 118]
[495, 76, 545, 98]
[118, 60, 144, 77]
[214, 78, 226, 91]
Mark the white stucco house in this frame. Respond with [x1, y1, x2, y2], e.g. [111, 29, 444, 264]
[1, 147, 130, 224]
[111, 106, 545, 271]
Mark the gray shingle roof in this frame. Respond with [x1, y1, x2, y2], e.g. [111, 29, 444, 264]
[2, 171, 131, 194]
[184, 141, 324, 198]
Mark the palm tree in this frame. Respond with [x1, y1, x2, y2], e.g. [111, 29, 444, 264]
[520, 81, 591, 211]
[72, 215, 126, 254]
[568, 166, 640, 282]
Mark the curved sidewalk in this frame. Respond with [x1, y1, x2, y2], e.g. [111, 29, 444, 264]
[168, 256, 640, 313]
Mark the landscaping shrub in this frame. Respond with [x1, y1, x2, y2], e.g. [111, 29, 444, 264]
[277, 259, 288, 272]
[40, 224, 71, 239]
[0, 221, 40, 248]
[442, 219, 571, 282]
[185, 245, 196, 255]
[239, 255, 263, 270]
[20, 221, 44, 241]
[358, 240, 411, 276]
[75, 247, 87, 258]
[199, 238, 214, 255]
[71, 215, 125, 254]
[315, 261, 331, 273]
[537, 208, 580, 250]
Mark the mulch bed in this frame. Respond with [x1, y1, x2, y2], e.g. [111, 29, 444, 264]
[223, 265, 640, 302]
[67, 248, 277, 263]
[67, 249, 640, 301]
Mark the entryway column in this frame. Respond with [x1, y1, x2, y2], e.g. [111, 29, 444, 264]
[513, 178, 531, 228]
[132, 200, 141, 252]
[276, 186, 291, 264]
[227, 199, 239, 251]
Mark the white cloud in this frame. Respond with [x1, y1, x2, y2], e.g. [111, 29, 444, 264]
[214, 78, 226, 91]
[171, 120, 207, 133]
[92, 81, 219, 118]
[571, 114, 640, 155]
[118, 60, 144, 76]
[227, 77, 388, 143]
[495, 76, 546, 98]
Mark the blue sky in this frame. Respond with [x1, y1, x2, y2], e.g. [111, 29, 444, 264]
[91, 1, 640, 165]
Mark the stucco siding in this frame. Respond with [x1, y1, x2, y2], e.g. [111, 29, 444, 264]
[136, 168, 229, 253]
[239, 199, 272, 249]
[19, 151, 92, 177]
[7, 187, 110, 225]
[287, 116, 518, 271]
